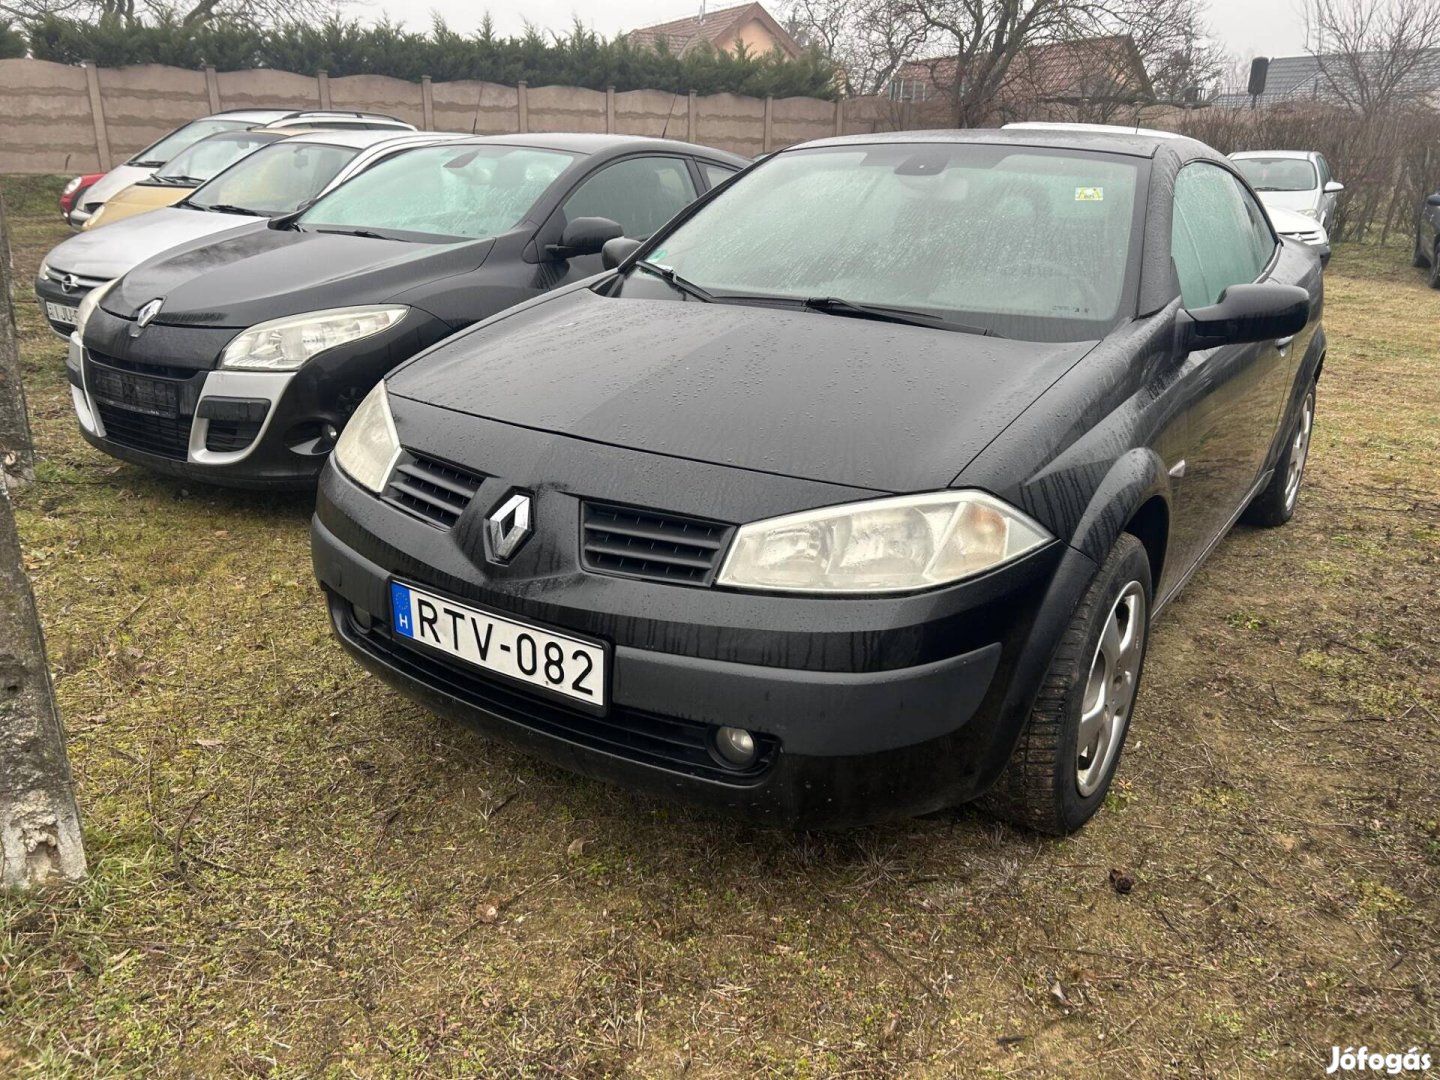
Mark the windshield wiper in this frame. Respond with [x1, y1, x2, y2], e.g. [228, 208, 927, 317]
[802, 296, 996, 336]
[130, 159, 166, 167]
[314, 227, 398, 241]
[635, 260, 714, 303]
[195, 203, 256, 216]
[151, 174, 204, 186]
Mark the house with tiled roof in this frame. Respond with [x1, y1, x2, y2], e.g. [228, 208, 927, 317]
[624, 3, 804, 59]
[1212, 49, 1440, 108]
[887, 35, 1153, 121]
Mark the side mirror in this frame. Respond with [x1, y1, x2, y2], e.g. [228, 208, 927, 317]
[601, 235, 643, 270]
[1426, 192, 1440, 207]
[1323, 180, 1345, 194]
[1176, 282, 1310, 352]
[546, 216, 623, 260]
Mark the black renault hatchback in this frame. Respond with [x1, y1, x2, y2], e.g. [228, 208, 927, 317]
[71, 134, 745, 487]
[312, 126, 1324, 832]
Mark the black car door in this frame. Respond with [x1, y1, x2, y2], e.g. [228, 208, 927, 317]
[540, 154, 702, 286]
[1166, 161, 1287, 578]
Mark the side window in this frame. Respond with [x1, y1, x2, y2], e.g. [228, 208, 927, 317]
[1171, 163, 1277, 309]
[1316, 156, 1331, 184]
[702, 162, 739, 190]
[563, 156, 697, 239]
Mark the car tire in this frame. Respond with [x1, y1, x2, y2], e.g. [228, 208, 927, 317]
[1242, 382, 1316, 528]
[979, 533, 1152, 835]
[1413, 229, 1430, 268]
[1430, 242, 1440, 289]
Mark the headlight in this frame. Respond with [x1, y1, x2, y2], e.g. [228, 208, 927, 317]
[333, 381, 400, 493]
[1297, 207, 1321, 220]
[73, 278, 117, 339]
[39, 262, 51, 279]
[62, 176, 84, 197]
[218, 305, 408, 371]
[716, 490, 1051, 594]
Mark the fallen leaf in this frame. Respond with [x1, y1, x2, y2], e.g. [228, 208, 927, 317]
[475, 903, 499, 924]
[1050, 980, 1071, 1008]
[566, 838, 587, 858]
[195, 738, 224, 750]
[1108, 868, 1135, 895]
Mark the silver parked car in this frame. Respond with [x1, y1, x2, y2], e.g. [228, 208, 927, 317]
[37, 130, 464, 336]
[65, 109, 417, 228]
[1231, 150, 1344, 231]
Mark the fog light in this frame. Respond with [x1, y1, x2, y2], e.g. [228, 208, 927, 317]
[713, 726, 757, 767]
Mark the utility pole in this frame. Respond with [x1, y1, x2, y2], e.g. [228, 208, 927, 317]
[0, 190, 86, 890]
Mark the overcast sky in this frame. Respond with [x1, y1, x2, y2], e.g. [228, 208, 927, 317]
[369, 0, 1313, 67]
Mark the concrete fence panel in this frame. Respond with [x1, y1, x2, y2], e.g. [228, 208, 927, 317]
[613, 88, 686, 140]
[429, 80, 519, 135]
[215, 68, 321, 112]
[97, 64, 210, 164]
[0, 59, 98, 174]
[772, 95, 843, 150]
[526, 85, 607, 135]
[695, 93, 766, 158]
[326, 74, 425, 128]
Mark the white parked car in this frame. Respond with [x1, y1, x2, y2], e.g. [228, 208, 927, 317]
[65, 109, 417, 228]
[37, 130, 462, 336]
[1268, 205, 1331, 267]
[1231, 150, 1344, 231]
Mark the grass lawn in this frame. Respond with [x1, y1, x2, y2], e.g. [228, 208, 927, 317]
[1, 174, 1438, 1078]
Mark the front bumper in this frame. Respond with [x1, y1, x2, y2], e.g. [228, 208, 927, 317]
[312, 423, 1094, 827]
[69, 307, 451, 489]
[35, 271, 105, 338]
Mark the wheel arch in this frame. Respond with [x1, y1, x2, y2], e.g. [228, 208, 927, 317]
[1066, 447, 1172, 589]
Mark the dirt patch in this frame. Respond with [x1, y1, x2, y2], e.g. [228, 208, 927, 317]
[1, 176, 1437, 1078]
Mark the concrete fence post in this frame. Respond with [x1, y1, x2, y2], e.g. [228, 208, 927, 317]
[317, 69, 331, 110]
[421, 76, 434, 131]
[763, 96, 774, 153]
[686, 90, 696, 142]
[80, 61, 112, 172]
[834, 97, 844, 136]
[204, 65, 221, 112]
[517, 81, 528, 133]
[605, 86, 615, 133]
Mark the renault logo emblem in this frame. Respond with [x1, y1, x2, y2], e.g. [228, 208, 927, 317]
[485, 492, 533, 563]
[135, 298, 163, 329]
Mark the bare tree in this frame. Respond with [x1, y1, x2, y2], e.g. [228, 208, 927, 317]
[0, 0, 343, 29]
[0, 196, 86, 892]
[787, 0, 932, 94]
[1306, 0, 1440, 117]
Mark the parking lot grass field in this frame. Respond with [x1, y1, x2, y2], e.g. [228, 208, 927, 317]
[1, 174, 1437, 1078]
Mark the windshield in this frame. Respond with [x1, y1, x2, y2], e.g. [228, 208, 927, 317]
[126, 118, 254, 167]
[636, 143, 1143, 341]
[187, 140, 359, 215]
[151, 131, 283, 185]
[1233, 157, 1317, 192]
[298, 143, 577, 241]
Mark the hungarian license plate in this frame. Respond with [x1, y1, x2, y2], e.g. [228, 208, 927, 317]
[389, 580, 607, 709]
[46, 301, 78, 326]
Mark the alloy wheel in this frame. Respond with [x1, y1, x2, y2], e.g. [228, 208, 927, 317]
[1284, 390, 1315, 513]
[1076, 581, 1146, 797]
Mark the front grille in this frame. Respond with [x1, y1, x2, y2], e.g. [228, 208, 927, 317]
[581, 502, 733, 586]
[86, 353, 198, 461]
[94, 401, 192, 459]
[334, 597, 776, 784]
[382, 452, 484, 529]
[205, 420, 263, 453]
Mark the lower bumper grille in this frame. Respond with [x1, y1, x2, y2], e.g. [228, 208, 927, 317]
[94, 400, 192, 460]
[333, 596, 776, 785]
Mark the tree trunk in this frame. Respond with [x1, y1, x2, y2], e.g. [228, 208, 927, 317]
[0, 192, 34, 487]
[0, 192, 86, 891]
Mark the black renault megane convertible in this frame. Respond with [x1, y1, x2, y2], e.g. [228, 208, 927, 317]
[312, 125, 1324, 832]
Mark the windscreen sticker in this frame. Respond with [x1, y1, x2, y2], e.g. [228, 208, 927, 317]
[1075, 187, 1104, 201]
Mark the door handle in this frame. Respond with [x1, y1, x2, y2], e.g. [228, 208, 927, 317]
[1276, 335, 1295, 353]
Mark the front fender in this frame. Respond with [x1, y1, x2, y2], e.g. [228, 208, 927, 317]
[1064, 447, 1172, 570]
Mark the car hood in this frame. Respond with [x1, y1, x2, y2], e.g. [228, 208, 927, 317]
[106, 229, 493, 329]
[388, 289, 1096, 492]
[1258, 189, 1318, 215]
[1266, 205, 1325, 236]
[45, 207, 266, 281]
[77, 165, 152, 211]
